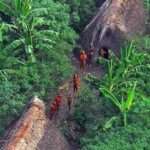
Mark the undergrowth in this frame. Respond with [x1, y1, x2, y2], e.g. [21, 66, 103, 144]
[74, 37, 150, 150]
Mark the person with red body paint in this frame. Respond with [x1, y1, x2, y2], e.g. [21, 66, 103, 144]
[54, 95, 62, 110]
[79, 50, 87, 71]
[49, 101, 58, 120]
[49, 95, 62, 120]
[73, 73, 80, 93]
[67, 94, 72, 111]
[99, 47, 109, 59]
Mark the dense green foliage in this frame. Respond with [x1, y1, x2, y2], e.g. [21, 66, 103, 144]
[0, 0, 103, 136]
[75, 88, 150, 150]
[67, 0, 97, 32]
[74, 37, 150, 149]
[0, 0, 77, 136]
[81, 124, 150, 150]
[0, 2, 150, 150]
[144, 0, 150, 32]
[54, 0, 102, 32]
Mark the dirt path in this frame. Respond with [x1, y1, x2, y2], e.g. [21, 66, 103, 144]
[35, 75, 78, 150]
[36, 120, 71, 150]
[35, 53, 103, 150]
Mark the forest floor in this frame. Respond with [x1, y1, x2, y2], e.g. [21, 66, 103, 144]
[35, 53, 103, 150]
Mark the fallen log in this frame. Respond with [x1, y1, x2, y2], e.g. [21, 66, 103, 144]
[81, 0, 145, 54]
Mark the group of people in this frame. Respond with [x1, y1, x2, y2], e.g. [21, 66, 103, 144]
[49, 73, 80, 120]
[49, 47, 109, 120]
[79, 47, 109, 71]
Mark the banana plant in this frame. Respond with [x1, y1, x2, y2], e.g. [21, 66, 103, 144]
[0, 0, 35, 62]
[103, 42, 138, 93]
[100, 82, 137, 126]
[0, 0, 56, 63]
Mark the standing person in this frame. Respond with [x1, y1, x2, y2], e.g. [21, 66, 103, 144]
[49, 94, 62, 120]
[73, 73, 80, 93]
[87, 48, 94, 66]
[99, 47, 109, 59]
[67, 94, 72, 111]
[54, 95, 62, 111]
[79, 50, 87, 71]
[49, 101, 57, 120]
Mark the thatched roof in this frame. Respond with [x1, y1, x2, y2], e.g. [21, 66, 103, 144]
[1, 97, 46, 150]
[1, 97, 71, 150]
[81, 0, 145, 53]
